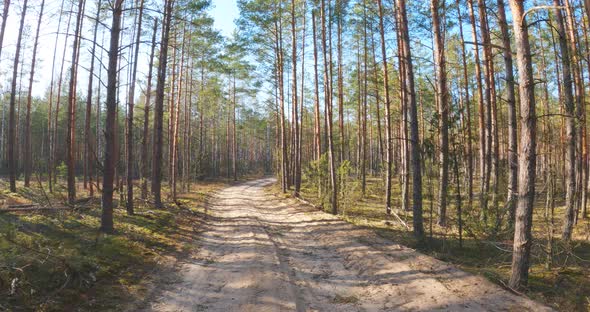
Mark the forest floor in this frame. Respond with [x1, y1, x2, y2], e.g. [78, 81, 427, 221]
[148, 178, 550, 312]
[0, 178, 227, 311]
[297, 176, 590, 311]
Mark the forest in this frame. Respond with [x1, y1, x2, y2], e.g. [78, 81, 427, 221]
[0, 0, 589, 310]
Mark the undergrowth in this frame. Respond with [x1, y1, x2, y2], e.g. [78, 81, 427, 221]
[0, 180, 225, 311]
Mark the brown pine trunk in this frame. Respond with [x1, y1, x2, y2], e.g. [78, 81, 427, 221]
[467, 0, 486, 217]
[152, 0, 175, 208]
[321, 0, 337, 214]
[141, 19, 158, 199]
[397, 0, 423, 238]
[377, 0, 393, 215]
[126, 0, 145, 214]
[455, 0, 473, 203]
[101, 0, 124, 233]
[554, 0, 577, 241]
[312, 9, 321, 161]
[497, 0, 517, 228]
[291, 0, 300, 196]
[8, 0, 27, 192]
[84, 0, 101, 197]
[24, 0, 44, 187]
[508, 0, 536, 290]
[66, 0, 85, 204]
[431, 0, 449, 226]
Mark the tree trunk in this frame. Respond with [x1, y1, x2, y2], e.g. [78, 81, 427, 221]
[142, 19, 158, 199]
[8, 0, 27, 192]
[321, 0, 337, 214]
[497, 0, 517, 229]
[554, 0, 577, 241]
[152, 0, 175, 208]
[431, 0, 449, 226]
[377, 0, 393, 215]
[24, 0, 45, 187]
[101, 0, 124, 233]
[84, 0, 101, 197]
[126, 0, 144, 214]
[508, 0, 537, 290]
[66, 0, 85, 204]
[397, 0, 423, 238]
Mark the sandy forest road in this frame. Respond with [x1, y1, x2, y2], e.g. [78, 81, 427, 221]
[148, 178, 551, 312]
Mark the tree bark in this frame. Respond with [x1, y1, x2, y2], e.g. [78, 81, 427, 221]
[152, 0, 175, 208]
[431, 0, 449, 226]
[397, 0, 423, 238]
[101, 0, 124, 233]
[24, 0, 45, 187]
[141, 19, 158, 199]
[508, 0, 537, 290]
[554, 0, 577, 241]
[126, 0, 145, 214]
[496, 0, 518, 229]
[66, 0, 85, 204]
[8, 0, 28, 192]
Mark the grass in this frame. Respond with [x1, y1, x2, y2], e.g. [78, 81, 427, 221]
[0, 179, 226, 311]
[291, 175, 590, 312]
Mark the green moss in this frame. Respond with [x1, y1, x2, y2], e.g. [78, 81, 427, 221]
[0, 180, 226, 311]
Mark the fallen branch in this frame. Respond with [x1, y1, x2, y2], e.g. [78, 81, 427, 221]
[390, 210, 410, 230]
[0, 206, 71, 213]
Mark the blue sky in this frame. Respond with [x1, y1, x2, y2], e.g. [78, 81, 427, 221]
[0, 0, 240, 98]
[211, 0, 239, 37]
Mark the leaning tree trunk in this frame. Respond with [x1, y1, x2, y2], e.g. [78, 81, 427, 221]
[508, 0, 537, 290]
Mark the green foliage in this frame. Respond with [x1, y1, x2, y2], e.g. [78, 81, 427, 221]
[337, 160, 359, 216]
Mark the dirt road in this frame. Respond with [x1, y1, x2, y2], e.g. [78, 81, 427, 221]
[148, 178, 551, 311]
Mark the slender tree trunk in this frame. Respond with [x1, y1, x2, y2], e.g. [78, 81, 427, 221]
[397, 0, 423, 238]
[125, 0, 144, 214]
[8, 0, 27, 192]
[455, 0, 473, 203]
[141, 19, 158, 199]
[152, 0, 175, 208]
[66, 0, 85, 204]
[336, 0, 344, 163]
[24, 0, 45, 187]
[321, 0, 337, 214]
[101, 0, 124, 233]
[377, 0, 393, 215]
[84, 0, 101, 197]
[291, 0, 301, 196]
[431, 0, 449, 226]
[554, 0, 577, 241]
[467, 0, 486, 217]
[312, 9, 321, 161]
[497, 0, 517, 228]
[508, 0, 536, 290]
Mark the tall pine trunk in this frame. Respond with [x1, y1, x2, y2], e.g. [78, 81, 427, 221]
[101, 0, 124, 233]
[508, 0, 536, 290]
